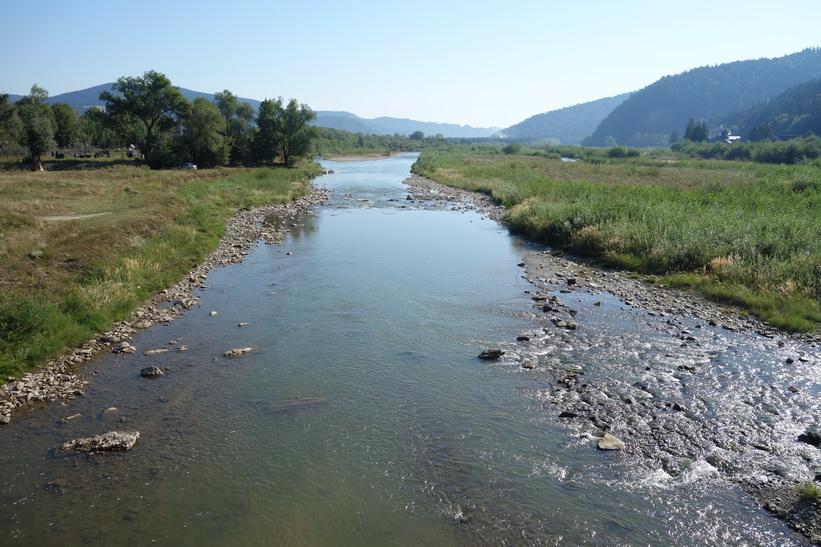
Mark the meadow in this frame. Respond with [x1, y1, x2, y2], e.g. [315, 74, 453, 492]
[0, 159, 320, 378]
[413, 146, 821, 332]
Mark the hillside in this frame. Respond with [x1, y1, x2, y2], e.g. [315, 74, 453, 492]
[9, 84, 498, 139]
[731, 77, 821, 139]
[584, 47, 821, 147]
[498, 93, 630, 144]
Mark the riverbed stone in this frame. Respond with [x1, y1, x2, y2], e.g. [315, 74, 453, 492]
[478, 349, 504, 360]
[224, 347, 253, 357]
[140, 366, 164, 378]
[59, 431, 140, 452]
[798, 429, 821, 447]
[598, 433, 625, 450]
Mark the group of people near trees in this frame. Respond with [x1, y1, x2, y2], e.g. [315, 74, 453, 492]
[0, 70, 318, 171]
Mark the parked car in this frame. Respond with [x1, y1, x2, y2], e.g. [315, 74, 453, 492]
[182, 163, 197, 169]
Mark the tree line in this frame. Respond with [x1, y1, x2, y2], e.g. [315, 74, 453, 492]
[0, 70, 319, 170]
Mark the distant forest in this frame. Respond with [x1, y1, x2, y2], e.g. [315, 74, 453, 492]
[583, 47, 821, 147]
[498, 93, 630, 145]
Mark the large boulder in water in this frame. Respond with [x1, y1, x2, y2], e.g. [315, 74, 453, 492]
[798, 429, 821, 447]
[478, 349, 504, 360]
[59, 431, 140, 452]
[597, 433, 625, 450]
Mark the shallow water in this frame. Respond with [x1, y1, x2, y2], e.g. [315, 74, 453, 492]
[0, 154, 816, 545]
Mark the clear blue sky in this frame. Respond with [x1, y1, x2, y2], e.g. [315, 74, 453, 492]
[2, 0, 820, 129]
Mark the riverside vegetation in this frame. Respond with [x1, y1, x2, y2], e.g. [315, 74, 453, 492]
[0, 159, 321, 379]
[412, 145, 821, 333]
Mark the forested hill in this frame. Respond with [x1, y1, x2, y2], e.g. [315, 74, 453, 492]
[7, 84, 498, 139]
[584, 47, 821, 147]
[498, 93, 630, 144]
[729, 77, 821, 140]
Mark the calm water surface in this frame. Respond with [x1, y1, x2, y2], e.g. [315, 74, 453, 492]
[0, 154, 812, 545]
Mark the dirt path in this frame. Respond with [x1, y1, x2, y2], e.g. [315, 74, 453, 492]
[38, 212, 112, 221]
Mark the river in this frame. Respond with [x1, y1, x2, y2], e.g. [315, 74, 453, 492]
[0, 153, 816, 545]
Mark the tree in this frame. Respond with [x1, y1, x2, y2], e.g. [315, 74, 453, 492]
[51, 102, 80, 149]
[100, 70, 191, 168]
[683, 118, 709, 142]
[16, 85, 56, 171]
[81, 108, 117, 149]
[0, 94, 18, 153]
[253, 97, 318, 166]
[183, 97, 228, 168]
[214, 90, 255, 166]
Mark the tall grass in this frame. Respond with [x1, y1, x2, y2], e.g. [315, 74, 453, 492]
[0, 163, 321, 378]
[414, 147, 821, 332]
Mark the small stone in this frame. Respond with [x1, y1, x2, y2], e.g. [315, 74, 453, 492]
[144, 348, 171, 356]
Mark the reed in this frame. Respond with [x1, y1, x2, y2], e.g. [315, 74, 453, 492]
[414, 147, 821, 332]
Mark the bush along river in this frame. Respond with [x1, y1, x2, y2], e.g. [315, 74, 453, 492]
[1, 153, 820, 545]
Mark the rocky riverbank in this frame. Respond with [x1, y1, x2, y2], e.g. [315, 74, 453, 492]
[0, 185, 328, 425]
[405, 173, 821, 544]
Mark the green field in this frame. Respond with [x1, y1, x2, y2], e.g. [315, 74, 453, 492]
[413, 146, 821, 333]
[0, 159, 321, 378]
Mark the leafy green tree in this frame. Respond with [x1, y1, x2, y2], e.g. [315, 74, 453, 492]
[684, 118, 709, 142]
[51, 102, 80, 149]
[410, 130, 425, 140]
[16, 85, 56, 171]
[253, 97, 318, 167]
[80, 108, 117, 149]
[214, 90, 255, 166]
[0, 94, 21, 154]
[183, 97, 229, 168]
[99, 70, 191, 168]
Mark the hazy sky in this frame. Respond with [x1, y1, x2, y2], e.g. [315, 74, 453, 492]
[2, 0, 820, 128]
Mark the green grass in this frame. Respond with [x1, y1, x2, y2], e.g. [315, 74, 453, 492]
[413, 146, 821, 333]
[0, 162, 321, 379]
[799, 481, 821, 502]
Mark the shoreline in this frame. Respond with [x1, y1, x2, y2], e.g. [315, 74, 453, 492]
[0, 184, 329, 424]
[403, 173, 821, 544]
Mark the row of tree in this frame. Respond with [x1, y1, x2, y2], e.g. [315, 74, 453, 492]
[0, 71, 319, 170]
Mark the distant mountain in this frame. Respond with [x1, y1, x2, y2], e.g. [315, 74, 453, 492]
[730, 77, 821, 139]
[584, 47, 821, 147]
[497, 93, 631, 144]
[7, 84, 498, 138]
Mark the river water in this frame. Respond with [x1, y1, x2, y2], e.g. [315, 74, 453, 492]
[0, 154, 817, 545]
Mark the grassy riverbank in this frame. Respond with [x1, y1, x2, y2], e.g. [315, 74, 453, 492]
[0, 162, 321, 378]
[413, 146, 821, 333]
